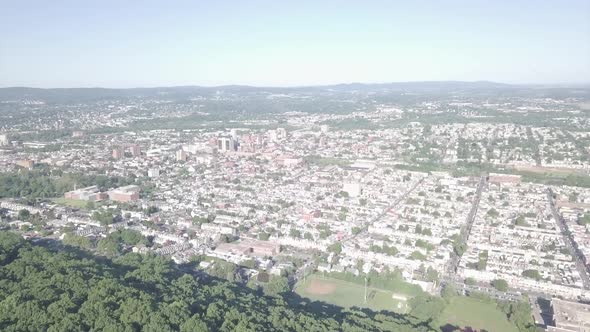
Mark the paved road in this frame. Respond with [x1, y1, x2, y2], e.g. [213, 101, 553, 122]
[547, 188, 590, 289]
[444, 175, 486, 278]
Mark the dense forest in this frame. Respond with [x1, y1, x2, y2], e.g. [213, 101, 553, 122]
[0, 231, 440, 331]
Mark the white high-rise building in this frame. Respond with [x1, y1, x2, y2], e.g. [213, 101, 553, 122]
[176, 150, 187, 161]
[148, 168, 160, 178]
[217, 137, 234, 152]
[0, 134, 9, 147]
[276, 127, 287, 139]
[230, 129, 239, 141]
[268, 130, 278, 142]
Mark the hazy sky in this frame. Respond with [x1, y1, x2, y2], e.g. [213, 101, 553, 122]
[1, 0, 589, 87]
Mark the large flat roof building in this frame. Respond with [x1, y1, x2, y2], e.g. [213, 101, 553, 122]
[108, 185, 140, 203]
[548, 298, 590, 332]
[215, 239, 280, 258]
[64, 185, 107, 201]
[15, 159, 34, 170]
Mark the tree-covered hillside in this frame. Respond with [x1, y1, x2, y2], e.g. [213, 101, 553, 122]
[0, 231, 433, 332]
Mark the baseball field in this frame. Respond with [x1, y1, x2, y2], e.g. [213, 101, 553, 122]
[294, 274, 409, 313]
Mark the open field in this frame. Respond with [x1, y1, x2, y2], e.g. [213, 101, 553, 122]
[304, 155, 352, 167]
[51, 197, 89, 209]
[513, 164, 585, 175]
[294, 275, 409, 313]
[437, 297, 517, 332]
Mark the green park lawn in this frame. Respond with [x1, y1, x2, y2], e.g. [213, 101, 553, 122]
[294, 274, 409, 313]
[51, 197, 89, 209]
[437, 296, 518, 332]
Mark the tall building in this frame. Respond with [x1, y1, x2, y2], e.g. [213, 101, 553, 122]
[112, 147, 124, 159]
[0, 134, 9, 146]
[217, 137, 233, 152]
[268, 130, 278, 142]
[276, 127, 287, 139]
[254, 134, 264, 145]
[129, 144, 141, 157]
[176, 149, 187, 161]
[230, 129, 239, 141]
[148, 168, 160, 178]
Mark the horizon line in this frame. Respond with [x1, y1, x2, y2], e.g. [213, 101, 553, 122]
[2, 80, 590, 90]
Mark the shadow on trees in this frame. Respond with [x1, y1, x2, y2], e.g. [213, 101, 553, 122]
[440, 324, 488, 332]
[283, 290, 433, 331]
[18, 237, 437, 331]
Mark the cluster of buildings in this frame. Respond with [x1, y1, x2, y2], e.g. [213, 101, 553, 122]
[2, 121, 590, 302]
[459, 178, 590, 299]
[112, 144, 141, 159]
[64, 185, 140, 203]
[2, 90, 590, 328]
[553, 186, 590, 281]
[217, 128, 288, 153]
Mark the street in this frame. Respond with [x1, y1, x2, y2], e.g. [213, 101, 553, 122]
[546, 188, 590, 289]
[444, 175, 486, 278]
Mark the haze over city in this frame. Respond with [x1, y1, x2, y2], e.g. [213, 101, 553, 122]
[1, 1, 590, 332]
[2, 0, 590, 88]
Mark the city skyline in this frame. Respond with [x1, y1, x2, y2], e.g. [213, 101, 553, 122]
[2, 83, 590, 331]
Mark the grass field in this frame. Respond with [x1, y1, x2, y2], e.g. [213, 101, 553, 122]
[437, 297, 517, 332]
[303, 155, 352, 167]
[51, 197, 89, 209]
[294, 275, 409, 313]
[513, 164, 585, 175]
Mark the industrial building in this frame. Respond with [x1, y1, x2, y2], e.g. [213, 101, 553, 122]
[108, 185, 141, 202]
[548, 298, 590, 332]
[64, 186, 107, 201]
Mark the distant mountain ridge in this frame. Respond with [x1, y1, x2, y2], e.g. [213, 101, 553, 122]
[1, 81, 512, 92]
[2, 81, 587, 102]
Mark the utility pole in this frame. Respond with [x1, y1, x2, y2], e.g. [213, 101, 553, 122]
[303, 264, 306, 285]
[364, 276, 368, 303]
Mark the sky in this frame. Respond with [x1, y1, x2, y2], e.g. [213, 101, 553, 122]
[1, 0, 589, 88]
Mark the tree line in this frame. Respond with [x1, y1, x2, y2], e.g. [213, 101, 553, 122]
[0, 231, 438, 332]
